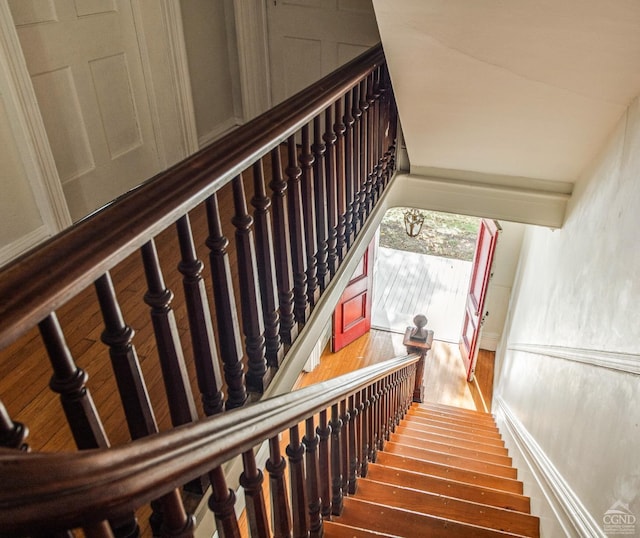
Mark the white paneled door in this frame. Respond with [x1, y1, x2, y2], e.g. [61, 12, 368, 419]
[266, 0, 380, 105]
[9, 0, 162, 221]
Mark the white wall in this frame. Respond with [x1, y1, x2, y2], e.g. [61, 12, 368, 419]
[494, 97, 640, 536]
[181, 0, 242, 147]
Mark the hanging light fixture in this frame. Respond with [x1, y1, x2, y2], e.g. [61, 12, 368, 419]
[403, 208, 425, 237]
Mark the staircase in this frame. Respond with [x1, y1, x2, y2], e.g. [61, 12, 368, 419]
[324, 402, 539, 537]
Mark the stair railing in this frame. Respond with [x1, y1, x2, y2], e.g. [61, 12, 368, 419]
[0, 354, 419, 537]
[0, 44, 398, 537]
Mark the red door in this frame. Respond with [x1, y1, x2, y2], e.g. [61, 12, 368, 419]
[332, 239, 376, 351]
[460, 219, 500, 381]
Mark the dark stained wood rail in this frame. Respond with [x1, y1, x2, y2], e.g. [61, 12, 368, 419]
[0, 355, 419, 536]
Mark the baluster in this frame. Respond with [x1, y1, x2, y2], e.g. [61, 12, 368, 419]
[365, 72, 376, 216]
[347, 394, 358, 494]
[368, 381, 378, 463]
[357, 78, 369, 228]
[267, 436, 292, 537]
[300, 123, 320, 306]
[232, 174, 270, 393]
[39, 314, 139, 538]
[379, 379, 387, 451]
[0, 399, 28, 450]
[330, 403, 344, 516]
[303, 416, 322, 537]
[316, 409, 332, 519]
[141, 240, 199, 426]
[359, 387, 369, 478]
[251, 159, 285, 368]
[287, 424, 309, 537]
[377, 65, 391, 193]
[285, 135, 310, 324]
[343, 89, 355, 248]
[270, 146, 299, 346]
[323, 107, 339, 277]
[84, 521, 114, 538]
[240, 450, 270, 538]
[312, 116, 329, 292]
[339, 399, 350, 496]
[208, 467, 241, 538]
[350, 84, 362, 237]
[176, 215, 224, 416]
[96, 274, 180, 534]
[205, 193, 248, 409]
[333, 98, 347, 262]
[371, 67, 383, 204]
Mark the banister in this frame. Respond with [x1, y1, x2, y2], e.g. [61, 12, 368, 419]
[0, 44, 386, 350]
[0, 353, 418, 534]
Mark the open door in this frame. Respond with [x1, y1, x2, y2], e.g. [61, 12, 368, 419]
[460, 219, 500, 381]
[332, 239, 376, 352]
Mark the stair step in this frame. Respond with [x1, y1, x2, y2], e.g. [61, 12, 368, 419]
[324, 520, 394, 537]
[409, 407, 499, 431]
[403, 414, 503, 440]
[375, 452, 524, 494]
[399, 419, 506, 447]
[416, 402, 495, 421]
[389, 431, 512, 466]
[395, 424, 509, 455]
[366, 464, 531, 512]
[354, 479, 540, 537]
[384, 441, 518, 479]
[333, 497, 529, 537]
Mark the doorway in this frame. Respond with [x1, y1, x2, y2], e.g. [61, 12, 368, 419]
[372, 207, 480, 343]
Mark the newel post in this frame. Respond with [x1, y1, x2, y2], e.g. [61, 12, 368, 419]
[403, 314, 434, 403]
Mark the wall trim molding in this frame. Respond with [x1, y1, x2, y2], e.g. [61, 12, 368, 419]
[495, 397, 605, 538]
[0, 226, 50, 268]
[198, 117, 243, 149]
[479, 331, 500, 352]
[508, 343, 640, 376]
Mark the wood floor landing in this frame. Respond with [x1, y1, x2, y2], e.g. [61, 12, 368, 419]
[372, 247, 471, 342]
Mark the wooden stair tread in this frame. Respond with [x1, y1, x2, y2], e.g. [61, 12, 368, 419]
[366, 464, 531, 512]
[399, 420, 506, 447]
[335, 497, 529, 537]
[395, 424, 508, 454]
[324, 520, 399, 537]
[389, 431, 512, 466]
[409, 408, 498, 430]
[375, 452, 524, 494]
[403, 415, 503, 440]
[416, 402, 494, 420]
[384, 441, 518, 479]
[354, 479, 540, 537]
[414, 403, 496, 423]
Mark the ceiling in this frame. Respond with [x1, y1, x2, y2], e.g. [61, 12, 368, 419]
[373, 0, 640, 191]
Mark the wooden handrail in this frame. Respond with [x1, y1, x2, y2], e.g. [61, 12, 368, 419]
[0, 354, 418, 534]
[0, 45, 385, 350]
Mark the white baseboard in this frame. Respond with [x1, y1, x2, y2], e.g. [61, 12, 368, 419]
[198, 117, 243, 149]
[479, 331, 500, 352]
[495, 397, 605, 537]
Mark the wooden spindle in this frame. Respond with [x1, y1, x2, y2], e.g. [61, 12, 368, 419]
[141, 240, 199, 426]
[368, 382, 378, 463]
[303, 416, 322, 537]
[285, 135, 310, 324]
[371, 67, 383, 205]
[316, 409, 332, 519]
[339, 399, 350, 495]
[365, 72, 376, 216]
[176, 215, 224, 416]
[347, 394, 358, 495]
[240, 450, 270, 538]
[0, 399, 28, 450]
[39, 314, 139, 538]
[359, 387, 369, 478]
[333, 98, 347, 263]
[329, 403, 343, 516]
[357, 78, 369, 227]
[251, 159, 285, 368]
[312, 116, 330, 292]
[270, 146, 299, 346]
[267, 436, 292, 538]
[84, 521, 115, 538]
[300, 123, 320, 307]
[287, 424, 309, 537]
[350, 83, 362, 237]
[205, 193, 248, 410]
[208, 467, 241, 538]
[232, 174, 270, 393]
[343, 89, 355, 248]
[323, 107, 339, 277]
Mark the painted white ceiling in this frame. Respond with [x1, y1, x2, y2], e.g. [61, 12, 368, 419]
[373, 0, 640, 188]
